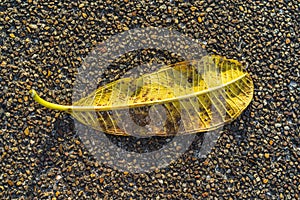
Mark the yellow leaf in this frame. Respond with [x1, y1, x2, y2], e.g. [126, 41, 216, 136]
[30, 55, 254, 136]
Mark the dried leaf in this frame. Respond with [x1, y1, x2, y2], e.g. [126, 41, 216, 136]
[30, 55, 254, 136]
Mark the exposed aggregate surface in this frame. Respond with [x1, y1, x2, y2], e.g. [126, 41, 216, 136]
[0, 0, 299, 199]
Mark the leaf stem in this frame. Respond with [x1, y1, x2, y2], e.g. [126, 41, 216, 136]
[30, 89, 72, 112]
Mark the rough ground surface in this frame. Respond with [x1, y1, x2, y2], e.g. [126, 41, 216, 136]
[0, 0, 299, 199]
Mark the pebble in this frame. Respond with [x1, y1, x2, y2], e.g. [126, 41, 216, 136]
[197, 16, 203, 23]
[28, 24, 38, 29]
[275, 123, 282, 128]
[24, 127, 30, 136]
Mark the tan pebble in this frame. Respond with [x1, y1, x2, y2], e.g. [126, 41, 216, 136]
[202, 192, 209, 197]
[99, 178, 104, 183]
[90, 173, 96, 178]
[78, 149, 82, 157]
[123, 171, 129, 175]
[1, 61, 7, 67]
[264, 153, 270, 159]
[24, 127, 30, 136]
[280, 193, 284, 199]
[239, 6, 244, 11]
[82, 13, 88, 18]
[46, 116, 52, 121]
[290, 96, 294, 102]
[269, 140, 274, 145]
[190, 6, 197, 12]
[9, 33, 15, 38]
[263, 179, 268, 184]
[285, 38, 290, 44]
[7, 180, 14, 186]
[28, 24, 38, 29]
[75, 140, 81, 145]
[16, 181, 22, 186]
[206, 7, 212, 12]
[197, 16, 203, 23]
[78, 3, 84, 8]
[12, 147, 18, 152]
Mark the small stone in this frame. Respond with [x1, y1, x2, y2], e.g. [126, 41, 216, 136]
[202, 192, 209, 197]
[275, 123, 282, 128]
[24, 127, 30, 136]
[90, 173, 96, 178]
[197, 16, 203, 23]
[206, 7, 213, 12]
[9, 33, 15, 38]
[264, 153, 270, 159]
[99, 178, 104, 184]
[123, 171, 129, 175]
[285, 38, 291, 44]
[269, 140, 274, 145]
[82, 13, 88, 18]
[190, 6, 197, 12]
[28, 24, 38, 29]
[7, 180, 14, 186]
[129, 182, 134, 187]
[208, 38, 217, 44]
[16, 181, 22, 186]
[12, 147, 18, 152]
[75, 140, 81, 145]
[280, 193, 284, 199]
[78, 149, 82, 157]
[262, 179, 268, 184]
[290, 96, 295, 102]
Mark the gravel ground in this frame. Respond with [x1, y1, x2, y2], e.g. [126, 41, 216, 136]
[0, 0, 299, 199]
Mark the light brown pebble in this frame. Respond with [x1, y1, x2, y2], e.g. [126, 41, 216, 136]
[123, 171, 129, 175]
[263, 179, 268, 184]
[28, 24, 38, 29]
[9, 33, 15, 38]
[7, 180, 14, 186]
[190, 6, 197, 12]
[82, 13, 88, 18]
[264, 153, 270, 159]
[198, 16, 203, 23]
[24, 127, 30, 136]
